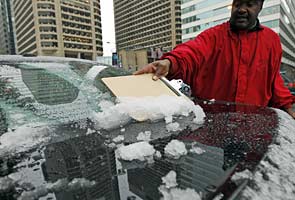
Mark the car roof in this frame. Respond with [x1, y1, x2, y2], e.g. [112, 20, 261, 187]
[0, 58, 294, 199]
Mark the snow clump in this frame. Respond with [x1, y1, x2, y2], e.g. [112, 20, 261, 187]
[93, 96, 206, 130]
[158, 171, 201, 200]
[162, 171, 178, 189]
[116, 141, 156, 162]
[164, 140, 187, 159]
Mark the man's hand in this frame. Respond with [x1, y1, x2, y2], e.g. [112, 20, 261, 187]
[133, 59, 171, 80]
[286, 107, 295, 119]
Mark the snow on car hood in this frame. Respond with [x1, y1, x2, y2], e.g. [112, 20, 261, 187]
[240, 108, 295, 200]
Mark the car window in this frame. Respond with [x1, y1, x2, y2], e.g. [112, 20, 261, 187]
[0, 62, 120, 128]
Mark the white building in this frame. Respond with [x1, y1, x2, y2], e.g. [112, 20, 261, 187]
[181, 0, 295, 78]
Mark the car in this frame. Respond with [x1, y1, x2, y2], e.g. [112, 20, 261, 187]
[280, 71, 295, 95]
[0, 56, 295, 200]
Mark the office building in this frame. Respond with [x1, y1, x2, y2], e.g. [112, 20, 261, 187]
[113, 0, 182, 70]
[12, 0, 103, 60]
[181, 0, 295, 79]
[0, 0, 16, 55]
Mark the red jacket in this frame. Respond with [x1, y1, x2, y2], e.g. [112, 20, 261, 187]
[163, 22, 294, 109]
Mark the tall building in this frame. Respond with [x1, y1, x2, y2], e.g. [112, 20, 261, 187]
[181, 0, 295, 79]
[0, 0, 16, 55]
[12, 0, 103, 60]
[113, 0, 182, 70]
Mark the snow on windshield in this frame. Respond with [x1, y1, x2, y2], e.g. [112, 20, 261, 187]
[93, 95, 206, 130]
[164, 139, 188, 159]
[240, 109, 295, 199]
[158, 170, 201, 200]
[0, 123, 51, 155]
[116, 141, 156, 162]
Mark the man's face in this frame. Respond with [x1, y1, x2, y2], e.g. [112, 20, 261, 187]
[230, 0, 263, 30]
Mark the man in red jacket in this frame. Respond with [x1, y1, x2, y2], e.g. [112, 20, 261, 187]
[134, 0, 295, 118]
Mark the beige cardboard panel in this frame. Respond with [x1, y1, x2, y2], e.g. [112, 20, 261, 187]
[102, 74, 178, 97]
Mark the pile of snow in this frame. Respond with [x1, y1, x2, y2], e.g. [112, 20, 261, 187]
[158, 171, 201, 200]
[93, 96, 205, 130]
[240, 109, 295, 199]
[164, 140, 188, 159]
[0, 124, 51, 155]
[161, 171, 178, 189]
[116, 141, 156, 162]
[19, 178, 96, 200]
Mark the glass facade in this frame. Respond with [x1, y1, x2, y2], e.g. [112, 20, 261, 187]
[181, 0, 295, 80]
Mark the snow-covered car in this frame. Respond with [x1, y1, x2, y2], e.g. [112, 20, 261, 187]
[0, 56, 295, 200]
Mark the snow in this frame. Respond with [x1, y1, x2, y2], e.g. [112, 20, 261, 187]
[164, 140, 188, 159]
[158, 171, 201, 200]
[93, 95, 205, 130]
[116, 141, 156, 161]
[231, 169, 253, 184]
[166, 122, 181, 132]
[136, 131, 152, 141]
[155, 150, 162, 158]
[162, 171, 178, 189]
[240, 108, 295, 200]
[190, 142, 206, 154]
[0, 124, 51, 155]
[113, 135, 125, 143]
[190, 146, 206, 154]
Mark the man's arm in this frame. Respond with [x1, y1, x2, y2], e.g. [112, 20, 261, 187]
[134, 27, 218, 83]
[269, 35, 295, 118]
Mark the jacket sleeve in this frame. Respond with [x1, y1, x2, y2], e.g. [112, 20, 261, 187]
[161, 28, 217, 85]
[269, 36, 295, 109]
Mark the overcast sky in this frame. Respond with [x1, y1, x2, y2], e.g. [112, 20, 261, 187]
[101, 0, 116, 56]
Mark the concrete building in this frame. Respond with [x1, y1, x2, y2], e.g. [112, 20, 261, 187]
[12, 0, 103, 60]
[0, 0, 16, 55]
[113, 0, 182, 70]
[181, 0, 295, 79]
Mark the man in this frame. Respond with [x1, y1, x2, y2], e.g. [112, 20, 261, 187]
[134, 0, 295, 118]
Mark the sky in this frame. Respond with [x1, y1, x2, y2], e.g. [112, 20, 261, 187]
[101, 0, 116, 57]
